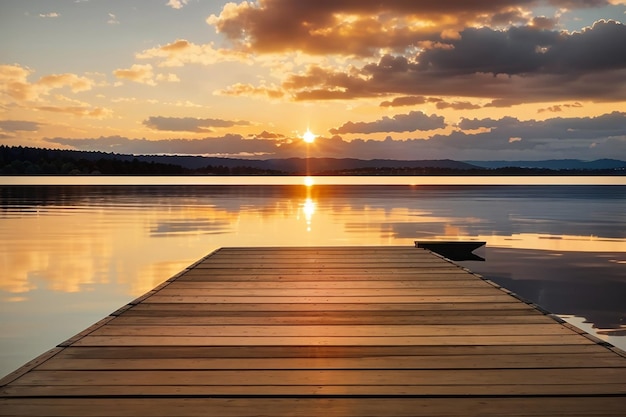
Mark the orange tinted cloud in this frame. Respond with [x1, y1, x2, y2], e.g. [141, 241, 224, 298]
[113, 64, 156, 85]
[207, 1, 618, 57]
[215, 82, 285, 99]
[0, 64, 95, 102]
[136, 39, 251, 67]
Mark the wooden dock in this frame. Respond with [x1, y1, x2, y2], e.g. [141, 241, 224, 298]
[1, 246, 625, 416]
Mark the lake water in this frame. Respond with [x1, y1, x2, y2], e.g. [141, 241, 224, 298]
[1, 176, 625, 377]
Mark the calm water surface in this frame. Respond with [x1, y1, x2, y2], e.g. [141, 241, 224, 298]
[1, 177, 625, 377]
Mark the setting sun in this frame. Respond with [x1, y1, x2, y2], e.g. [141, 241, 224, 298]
[302, 129, 316, 143]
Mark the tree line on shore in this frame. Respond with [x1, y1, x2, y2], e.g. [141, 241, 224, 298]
[0, 146, 283, 176]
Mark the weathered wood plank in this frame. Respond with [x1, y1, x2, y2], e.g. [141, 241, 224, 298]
[2, 397, 625, 417]
[36, 353, 626, 371]
[175, 271, 478, 281]
[152, 288, 502, 297]
[108, 314, 556, 325]
[72, 334, 594, 346]
[13, 369, 626, 386]
[126, 302, 537, 312]
[88, 324, 575, 337]
[53, 344, 610, 359]
[164, 279, 495, 289]
[4, 383, 626, 398]
[143, 295, 516, 304]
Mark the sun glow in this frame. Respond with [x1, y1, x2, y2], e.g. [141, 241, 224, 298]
[302, 129, 316, 143]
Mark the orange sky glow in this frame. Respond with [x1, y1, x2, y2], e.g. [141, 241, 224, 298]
[1, 0, 625, 161]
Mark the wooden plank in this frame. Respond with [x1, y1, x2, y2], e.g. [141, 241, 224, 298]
[126, 302, 536, 312]
[164, 279, 496, 288]
[72, 334, 594, 346]
[36, 352, 626, 371]
[143, 295, 516, 304]
[4, 383, 626, 397]
[2, 397, 625, 417]
[13, 369, 626, 386]
[152, 287, 502, 296]
[175, 271, 477, 281]
[108, 314, 557, 325]
[53, 344, 611, 359]
[88, 324, 575, 337]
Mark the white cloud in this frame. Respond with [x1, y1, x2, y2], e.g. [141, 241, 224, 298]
[107, 13, 120, 25]
[39, 12, 60, 18]
[166, 0, 188, 10]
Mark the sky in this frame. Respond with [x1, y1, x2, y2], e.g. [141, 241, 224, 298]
[1, 0, 625, 161]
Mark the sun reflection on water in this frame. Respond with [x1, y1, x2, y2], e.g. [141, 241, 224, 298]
[301, 198, 316, 232]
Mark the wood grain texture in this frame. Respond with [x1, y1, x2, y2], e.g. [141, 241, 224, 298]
[2, 246, 625, 416]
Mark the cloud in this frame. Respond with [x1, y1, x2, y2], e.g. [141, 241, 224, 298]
[330, 111, 445, 134]
[107, 13, 120, 25]
[35, 106, 112, 118]
[112, 64, 179, 86]
[277, 20, 626, 103]
[538, 102, 584, 113]
[44, 134, 283, 157]
[457, 112, 626, 141]
[166, 0, 188, 9]
[44, 112, 626, 160]
[143, 116, 251, 133]
[113, 64, 156, 85]
[0, 64, 95, 102]
[435, 100, 482, 110]
[207, 0, 617, 57]
[416, 20, 626, 76]
[39, 12, 60, 18]
[37, 73, 93, 93]
[252, 131, 285, 139]
[215, 83, 285, 99]
[136, 39, 250, 67]
[0, 120, 41, 132]
[380, 96, 429, 107]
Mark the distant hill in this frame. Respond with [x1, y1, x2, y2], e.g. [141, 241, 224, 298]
[466, 159, 626, 170]
[1, 146, 625, 175]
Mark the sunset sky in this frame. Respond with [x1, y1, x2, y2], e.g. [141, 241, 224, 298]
[1, 0, 625, 161]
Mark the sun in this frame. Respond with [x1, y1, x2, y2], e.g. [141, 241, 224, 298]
[302, 129, 316, 143]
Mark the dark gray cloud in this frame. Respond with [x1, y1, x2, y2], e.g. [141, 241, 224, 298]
[417, 20, 626, 76]
[282, 20, 626, 102]
[380, 96, 429, 107]
[143, 116, 250, 133]
[378, 96, 481, 110]
[251, 130, 285, 139]
[537, 102, 583, 113]
[329, 111, 445, 134]
[45, 134, 280, 156]
[458, 112, 626, 139]
[0, 120, 41, 132]
[435, 101, 481, 110]
[45, 112, 626, 161]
